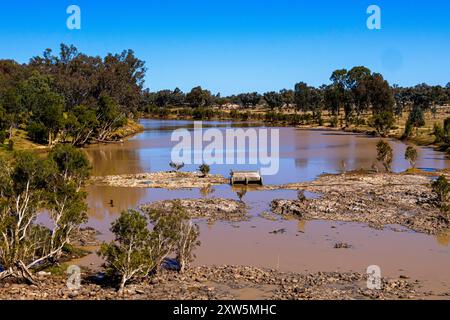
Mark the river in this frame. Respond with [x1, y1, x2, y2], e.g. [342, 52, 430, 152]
[80, 119, 450, 293]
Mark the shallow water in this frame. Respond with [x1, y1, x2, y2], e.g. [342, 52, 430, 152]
[82, 119, 450, 293]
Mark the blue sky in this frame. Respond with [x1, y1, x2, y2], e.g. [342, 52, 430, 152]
[0, 0, 449, 95]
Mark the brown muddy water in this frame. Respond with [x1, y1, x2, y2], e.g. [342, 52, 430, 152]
[81, 120, 450, 293]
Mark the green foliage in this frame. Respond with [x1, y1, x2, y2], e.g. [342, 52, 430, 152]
[99, 210, 153, 292]
[48, 144, 91, 185]
[101, 201, 201, 291]
[433, 117, 450, 145]
[263, 91, 283, 110]
[433, 122, 445, 144]
[376, 140, 393, 172]
[406, 104, 425, 134]
[371, 111, 394, 137]
[432, 175, 450, 204]
[0, 147, 90, 281]
[330, 116, 339, 128]
[169, 161, 184, 172]
[199, 164, 210, 176]
[186, 86, 213, 108]
[405, 146, 418, 168]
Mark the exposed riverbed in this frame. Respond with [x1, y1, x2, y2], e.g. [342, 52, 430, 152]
[80, 119, 450, 296]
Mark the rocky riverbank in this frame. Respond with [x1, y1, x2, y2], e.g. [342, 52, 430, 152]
[269, 171, 450, 235]
[1, 265, 442, 300]
[141, 198, 248, 222]
[91, 171, 228, 189]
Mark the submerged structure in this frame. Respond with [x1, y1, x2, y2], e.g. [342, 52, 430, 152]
[230, 170, 263, 185]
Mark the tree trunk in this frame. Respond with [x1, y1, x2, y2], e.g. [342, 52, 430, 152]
[118, 275, 127, 294]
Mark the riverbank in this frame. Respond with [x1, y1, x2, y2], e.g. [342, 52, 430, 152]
[0, 119, 144, 157]
[1, 265, 441, 300]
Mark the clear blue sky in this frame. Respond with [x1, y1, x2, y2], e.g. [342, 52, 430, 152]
[0, 0, 449, 95]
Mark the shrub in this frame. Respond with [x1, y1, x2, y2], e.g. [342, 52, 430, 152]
[371, 111, 394, 137]
[169, 161, 185, 172]
[0, 130, 6, 144]
[99, 210, 153, 293]
[27, 121, 47, 144]
[148, 201, 200, 273]
[330, 116, 339, 128]
[101, 201, 201, 292]
[199, 164, 210, 177]
[176, 220, 200, 273]
[431, 175, 450, 203]
[433, 123, 445, 143]
[376, 140, 393, 172]
[405, 146, 418, 168]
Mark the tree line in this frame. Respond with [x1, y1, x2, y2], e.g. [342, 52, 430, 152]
[2, 44, 449, 146]
[144, 67, 450, 137]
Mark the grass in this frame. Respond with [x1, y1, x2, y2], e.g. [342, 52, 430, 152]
[0, 129, 48, 158]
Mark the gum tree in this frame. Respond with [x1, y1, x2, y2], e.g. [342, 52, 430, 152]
[376, 140, 393, 172]
[405, 146, 418, 169]
[0, 145, 90, 282]
[99, 210, 153, 293]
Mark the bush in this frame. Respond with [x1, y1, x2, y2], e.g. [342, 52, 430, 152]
[433, 123, 445, 143]
[199, 164, 210, 177]
[330, 116, 339, 128]
[371, 111, 394, 137]
[99, 210, 153, 293]
[27, 121, 48, 144]
[405, 146, 418, 168]
[376, 140, 393, 172]
[0, 130, 6, 144]
[101, 201, 201, 292]
[432, 175, 450, 203]
[169, 161, 184, 172]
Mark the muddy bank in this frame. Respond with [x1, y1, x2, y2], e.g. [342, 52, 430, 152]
[269, 172, 449, 235]
[0, 265, 440, 300]
[91, 171, 228, 189]
[141, 198, 248, 222]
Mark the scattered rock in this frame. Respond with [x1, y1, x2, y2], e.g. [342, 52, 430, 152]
[334, 242, 351, 249]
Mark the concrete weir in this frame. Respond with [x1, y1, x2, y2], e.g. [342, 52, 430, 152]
[230, 170, 263, 185]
